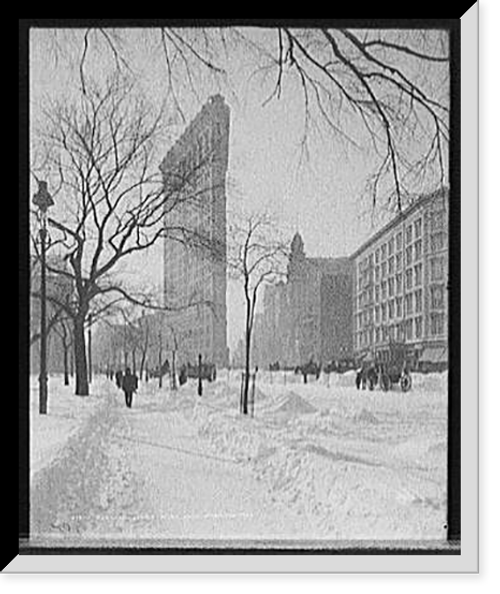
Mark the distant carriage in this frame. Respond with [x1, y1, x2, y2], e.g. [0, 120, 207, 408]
[295, 359, 321, 381]
[324, 358, 357, 374]
[186, 361, 217, 382]
[357, 343, 413, 392]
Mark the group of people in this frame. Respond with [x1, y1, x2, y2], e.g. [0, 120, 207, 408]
[112, 368, 139, 408]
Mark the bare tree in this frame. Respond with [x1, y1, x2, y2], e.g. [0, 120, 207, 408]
[35, 26, 449, 210]
[31, 70, 225, 396]
[228, 213, 288, 414]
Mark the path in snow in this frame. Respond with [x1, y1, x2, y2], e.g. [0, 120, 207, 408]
[30, 378, 311, 544]
[116, 385, 312, 541]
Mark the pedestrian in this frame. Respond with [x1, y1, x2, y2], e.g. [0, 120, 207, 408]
[115, 369, 123, 389]
[355, 368, 362, 390]
[121, 367, 138, 408]
[179, 364, 187, 386]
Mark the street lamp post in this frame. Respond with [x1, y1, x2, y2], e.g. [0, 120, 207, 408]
[32, 180, 54, 415]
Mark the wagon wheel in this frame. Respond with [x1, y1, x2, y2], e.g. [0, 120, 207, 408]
[380, 373, 391, 391]
[400, 373, 412, 392]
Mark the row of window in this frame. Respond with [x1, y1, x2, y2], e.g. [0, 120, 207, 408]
[357, 255, 446, 308]
[357, 206, 447, 277]
[356, 284, 446, 330]
[356, 310, 446, 348]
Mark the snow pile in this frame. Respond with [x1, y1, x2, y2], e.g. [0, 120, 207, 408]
[196, 407, 266, 462]
[30, 375, 104, 483]
[411, 372, 448, 393]
[192, 376, 448, 540]
[272, 392, 317, 415]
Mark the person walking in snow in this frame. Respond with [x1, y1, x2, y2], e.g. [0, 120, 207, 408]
[115, 369, 123, 389]
[121, 367, 138, 408]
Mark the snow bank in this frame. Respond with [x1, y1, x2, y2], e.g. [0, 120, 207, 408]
[191, 375, 448, 540]
[30, 375, 105, 483]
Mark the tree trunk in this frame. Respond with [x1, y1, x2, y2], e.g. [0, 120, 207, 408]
[73, 316, 89, 396]
[63, 341, 69, 386]
[132, 348, 137, 375]
[139, 347, 147, 381]
[243, 329, 251, 415]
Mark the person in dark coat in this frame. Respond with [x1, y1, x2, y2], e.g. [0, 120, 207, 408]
[355, 368, 362, 390]
[179, 364, 187, 386]
[115, 369, 123, 389]
[122, 367, 138, 408]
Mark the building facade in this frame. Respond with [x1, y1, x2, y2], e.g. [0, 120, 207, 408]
[252, 233, 354, 368]
[351, 188, 449, 365]
[160, 95, 230, 367]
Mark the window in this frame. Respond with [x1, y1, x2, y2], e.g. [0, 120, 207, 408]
[396, 297, 403, 318]
[430, 257, 445, 281]
[396, 232, 403, 251]
[430, 313, 445, 336]
[396, 273, 403, 294]
[406, 268, 413, 290]
[414, 218, 422, 238]
[388, 277, 394, 297]
[388, 238, 394, 255]
[381, 262, 387, 278]
[406, 225, 413, 245]
[382, 303, 387, 322]
[414, 263, 423, 286]
[388, 257, 395, 274]
[375, 327, 380, 343]
[375, 285, 380, 303]
[406, 319, 414, 340]
[414, 239, 422, 261]
[397, 323, 405, 342]
[396, 252, 402, 271]
[375, 306, 380, 323]
[431, 232, 446, 253]
[375, 248, 380, 264]
[405, 293, 413, 315]
[381, 244, 387, 260]
[381, 281, 387, 300]
[415, 289, 423, 313]
[431, 285, 445, 310]
[406, 245, 413, 266]
[375, 266, 380, 282]
[388, 300, 394, 319]
[415, 316, 423, 338]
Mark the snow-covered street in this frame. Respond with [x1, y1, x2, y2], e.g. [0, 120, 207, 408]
[29, 371, 448, 546]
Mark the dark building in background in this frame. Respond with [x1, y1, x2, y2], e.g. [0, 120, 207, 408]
[252, 232, 354, 368]
[160, 95, 230, 367]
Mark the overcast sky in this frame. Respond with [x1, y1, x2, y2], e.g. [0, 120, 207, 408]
[29, 27, 449, 351]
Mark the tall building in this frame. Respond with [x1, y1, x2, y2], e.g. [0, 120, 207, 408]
[252, 233, 354, 368]
[160, 95, 230, 367]
[350, 188, 449, 365]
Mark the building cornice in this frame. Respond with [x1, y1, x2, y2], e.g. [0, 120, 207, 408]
[349, 187, 449, 261]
